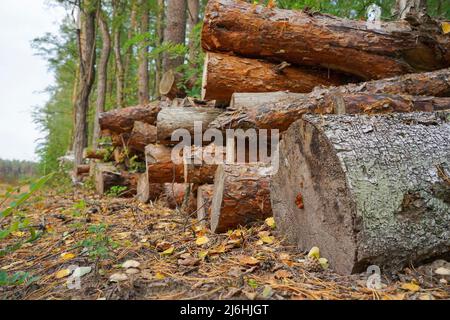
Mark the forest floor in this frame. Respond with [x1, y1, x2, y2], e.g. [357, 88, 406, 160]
[1, 187, 449, 300]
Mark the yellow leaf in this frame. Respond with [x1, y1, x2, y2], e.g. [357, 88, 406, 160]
[442, 22, 450, 34]
[55, 269, 71, 279]
[401, 282, 420, 292]
[319, 257, 329, 270]
[307, 247, 320, 260]
[261, 236, 274, 244]
[265, 217, 276, 228]
[12, 231, 26, 238]
[238, 255, 259, 266]
[198, 250, 209, 259]
[155, 272, 166, 280]
[60, 252, 76, 261]
[162, 246, 175, 255]
[255, 240, 264, 246]
[196, 236, 210, 246]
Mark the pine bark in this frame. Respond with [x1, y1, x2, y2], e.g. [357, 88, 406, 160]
[94, 163, 138, 197]
[210, 164, 273, 233]
[271, 111, 450, 274]
[202, 0, 450, 80]
[112, 0, 125, 107]
[201, 52, 346, 103]
[136, 173, 164, 203]
[163, 0, 187, 73]
[211, 68, 450, 132]
[138, 0, 150, 104]
[128, 121, 157, 153]
[197, 184, 214, 226]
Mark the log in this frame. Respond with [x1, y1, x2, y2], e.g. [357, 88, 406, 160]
[197, 184, 214, 226]
[183, 144, 226, 184]
[128, 121, 157, 152]
[211, 68, 450, 131]
[210, 164, 273, 233]
[163, 183, 196, 212]
[157, 107, 223, 144]
[136, 173, 164, 203]
[99, 102, 161, 134]
[94, 163, 137, 197]
[76, 165, 90, 175]
[145, 144, 174, 164]
[271, 112, 450, 274]
[201, 52, 347, 103]
[159, 70, 186, 99]
[147, 162, 184, 183]
[202, 0, 450, 80]
[83, 148, 110, 161]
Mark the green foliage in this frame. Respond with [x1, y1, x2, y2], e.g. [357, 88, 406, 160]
[0, 271, 39, 287]
[128, 155, 146, 173]
[71, 199, 87, 217]
[79, 224, 118, 260]
[0, 173, 54, 258]
[106, 186, 128, 197]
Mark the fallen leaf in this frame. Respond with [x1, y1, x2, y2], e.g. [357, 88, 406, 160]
[274, 269, 292, 279]
[72, 266, 92, 278]
[239, 255, 259, 266]
[12, 231, 26, 238]
[198, 250, 209, 259]
[155, 272, 166, 280]
[196, 236, 210, 246]
[262, 285, 273, 299]
[122, 260, 140, 269]
[265, 217, 276, 228]
[109, 273, 128, 282]
[125, 268, 140, 275]
[60, 252, 76, 261]
[307, 247, 320, 260]
[247, 278, 258, 289]
[156, 241, 172, 252]
[401, 282, 420, 292]
[261, 236, 274, 245]
[161, 246, 175, 255]
[55, 269, 72, 279]
[116, 232, 131, 239]
[442, 22, 450, 34]
[319, 257, 329, 270]
[435, 267, 450, 277]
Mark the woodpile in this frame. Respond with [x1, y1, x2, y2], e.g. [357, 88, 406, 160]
[80, 0, 450, 274]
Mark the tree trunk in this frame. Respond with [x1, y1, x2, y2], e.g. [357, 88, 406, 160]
[201, 52, 347, 104]
[197, 184, 214, 226]
[211, 68, 450, 132]
[147, 162, 185, 183]
[183, 144, 225, 184]
[271, 111, 450, 274]
[124, 0, 138, 94]
[157, 107, 223, 144]
[136, 173, 164, 203]
[155, 0, 165, 98]
[162, 183, 196, 210]
[210, 164, 272, 233]
[138, 0, 150, 104]
[99, 102, 161, 134]
[394, 0, 427, 19]
[73, 0, 97, 167]
[187, 0, 200, 65]
[94, 163, 138, 197]
[128, 121, 157, 152]
[202, 0, 450, 80]
[112, 0, 125, 107]
[163, 0, 187, 73]
[93, 10, 111, 149]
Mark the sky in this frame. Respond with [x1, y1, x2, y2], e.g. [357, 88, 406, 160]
[0, 0, 65, 162]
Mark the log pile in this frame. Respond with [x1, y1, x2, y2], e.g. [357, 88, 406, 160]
[79, 0, 450, 274]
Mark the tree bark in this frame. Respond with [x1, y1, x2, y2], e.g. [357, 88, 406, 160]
[128, 121, 157, 152]
[84, 148, 110, 161]
[155, 0, 165, 98]
[202, 0, 450, 80]
[138, 0, 150, 104]
[394, 0, 427, 19]
[157, 107, 223, 144]
[93, 9, 111, 149]
[145, 144, 175, 164]
[94, 163, 138, 197]
[73, 0, 97, 167]
[271, 111, 450, 274]
[147, 162, 185, 183]
[210, 164, 273, 233]
[162, 183, 196, 210]
[112, 0, 125, 107]
[197, 184, 214, 226]
[99, 102, 161, 134]
[187, 0, 200, 65]
[201, 52, 347, 104]
[163, 0, 187, 74]
[76, 164, 91, 175]
[211, 68, 450, 132]
[136, 173, 164, 203]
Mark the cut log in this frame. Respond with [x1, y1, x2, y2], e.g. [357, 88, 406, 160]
[76, 165, 90, 175]
[201, 52, 347, 103]
[83, 148, 110, 161]
[147, 162, 184, 183]
[94, 163, 138, 197]
[211, 68, 450, 131]
[159, 70, 186, 99]
[163, 183, 196, 212]
[271, 112, 450, 274]
[157, 107, 223, 144]
[211, 164, 273, 233]
[128, 121, 157, 152]
[197, 184, 214, 226]
[99, 102, 161, 134]
[136, 173, 164, 203]
[202, 0, 450, 80]
[145, 144, 174, 164]
[183, 144, 226, 184]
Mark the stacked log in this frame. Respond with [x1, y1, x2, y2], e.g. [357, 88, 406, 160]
[271, 112, 450, 274]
